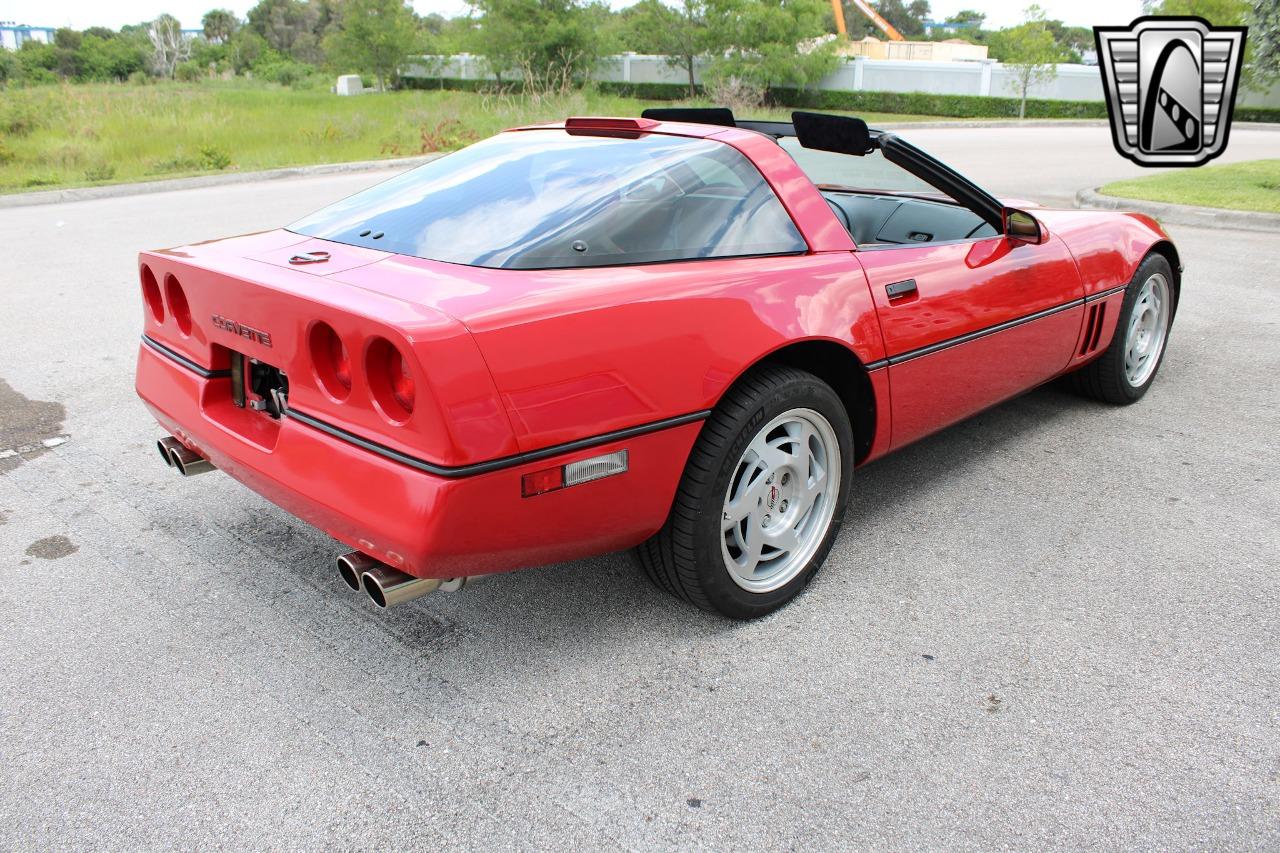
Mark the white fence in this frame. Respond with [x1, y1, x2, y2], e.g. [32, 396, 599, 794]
[405, 53, 1280, 109]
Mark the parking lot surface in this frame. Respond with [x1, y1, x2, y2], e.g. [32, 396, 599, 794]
[1, 125, 1277, 850]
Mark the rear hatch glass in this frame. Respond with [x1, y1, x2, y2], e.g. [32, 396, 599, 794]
[288, 130, 806, 270]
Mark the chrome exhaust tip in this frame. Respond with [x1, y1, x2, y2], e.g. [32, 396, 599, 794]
[168, 443, 216, 476]
[360, 564, 441, 609]
[157, 437, 183, 467]
[336, 551, 380, 592]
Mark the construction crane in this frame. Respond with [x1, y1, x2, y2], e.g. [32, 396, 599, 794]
[830, 0, 906, 41]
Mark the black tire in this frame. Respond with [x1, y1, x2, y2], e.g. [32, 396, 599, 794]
[1067, 253, 1178, 405]
[636, 365, 854, 619]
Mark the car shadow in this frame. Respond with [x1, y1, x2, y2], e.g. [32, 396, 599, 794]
[348, 381, 1098, 660]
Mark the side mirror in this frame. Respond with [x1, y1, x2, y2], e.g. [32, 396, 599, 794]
[1004, 208, 1044, 244]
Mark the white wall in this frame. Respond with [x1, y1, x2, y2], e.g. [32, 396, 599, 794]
[404, 54, 1280, 109]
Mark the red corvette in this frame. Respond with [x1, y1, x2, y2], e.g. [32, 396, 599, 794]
[136, 109, 1180, 618]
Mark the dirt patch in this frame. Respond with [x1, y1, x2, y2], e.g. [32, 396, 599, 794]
[0, 378, 67, 473]
[25, 535, 78, 560]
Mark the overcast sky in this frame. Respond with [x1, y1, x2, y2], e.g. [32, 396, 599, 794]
[4, 0, 1145, 33]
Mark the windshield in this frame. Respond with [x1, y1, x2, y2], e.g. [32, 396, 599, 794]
[290, 130, 807, 270]
[778, 137, 938, 195]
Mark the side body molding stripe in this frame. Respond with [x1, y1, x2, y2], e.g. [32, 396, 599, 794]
[142, 335, 232, 378]
[884, 298, 1085, 366]
[284, 408, 711, 478]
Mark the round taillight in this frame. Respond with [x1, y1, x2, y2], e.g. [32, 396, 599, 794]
[141, 265, 164, 323]
[390, 351, 414, 412]
[366, 337, 414, 422]
[164, 274, 192, 336]
[309, 322, 351, 402]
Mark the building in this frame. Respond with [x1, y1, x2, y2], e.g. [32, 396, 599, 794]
[0, 22, 56, 50]
[837, 36, 989, 62]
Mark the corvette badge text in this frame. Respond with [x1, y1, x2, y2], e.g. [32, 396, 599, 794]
[211, 315, 273, 347]
[1094, 16, 1248, 167]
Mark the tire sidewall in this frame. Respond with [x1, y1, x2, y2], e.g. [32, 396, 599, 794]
[691, 375, 854, 619]
[1111, 254, 1177, 402]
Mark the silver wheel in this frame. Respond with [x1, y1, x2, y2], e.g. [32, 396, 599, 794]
[1124, 272, 1172, 388]
[721, 407, 842, 594]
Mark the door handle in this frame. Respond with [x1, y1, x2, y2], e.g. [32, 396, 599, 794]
[885, 279, 918, 299]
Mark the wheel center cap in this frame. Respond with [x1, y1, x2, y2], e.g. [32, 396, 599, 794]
[767, 485, 779, 510]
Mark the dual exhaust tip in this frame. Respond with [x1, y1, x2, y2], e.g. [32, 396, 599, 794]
[337, 552, 469, 609]
[157, 436, 215, 476]
[155, 436, 458, 609]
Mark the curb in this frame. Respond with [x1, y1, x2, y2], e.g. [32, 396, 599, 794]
[0, 154, 442, 209]
[1075, 187, 1280, 233]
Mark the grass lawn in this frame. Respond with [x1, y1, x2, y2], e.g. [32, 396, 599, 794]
[1100, 159, 1280, 214]
[0, 80, 947, 195]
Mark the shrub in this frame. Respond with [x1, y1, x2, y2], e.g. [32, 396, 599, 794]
[771, 87, 1109, 119]
[254, 59, 311, 87]
[128, 70, 152, 85]
[0, 50, 18, 83]
[417, 118, 479, 152]
[40, 141, 87, 169]
[704, 75, 765, 110]
[0, 139, 14, 165]
[175, 61, 203, 82]
[83, 163, 117, 182]
[1236, 106, 1280, 123]
[199, 145, 232, 170]
[0, 99, 43, 136]
[148, 155, 202, 174]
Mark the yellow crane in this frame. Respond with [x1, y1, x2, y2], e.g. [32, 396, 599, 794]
[830, 0, 906, 41]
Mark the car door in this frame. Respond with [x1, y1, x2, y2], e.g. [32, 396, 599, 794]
[855, 230, 1084, 450]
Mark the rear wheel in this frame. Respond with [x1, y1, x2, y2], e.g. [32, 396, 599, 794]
[1068, 253, 1177, 404]
[637, 366, 854, 619]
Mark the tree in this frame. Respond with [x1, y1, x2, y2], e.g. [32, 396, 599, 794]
[78, 32, 150, 80]
[420, 12, 447, 36]
[989, 6, 1064, 118]
[842, 0, 929, 39]
[325, 0, 419, 91]
[203, 9, 240, 44]
[247, 0, 323, 57]
[1142, 0, 1249, 24]
[700, 0, 837, 100]
[623, 0, 707, 97]
[149, 14, 193, 78]
[877, 0, 930, 38]
[1027, 18, 1093, 62]
[53, 28, 86, 78]
[1248, 0, 1280, 88]
[469, 0, 601, 90]
[945, 9, 985, 27]
[227, 27, 268, 72]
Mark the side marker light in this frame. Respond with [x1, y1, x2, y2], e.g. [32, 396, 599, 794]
[521, 450, 629, 497]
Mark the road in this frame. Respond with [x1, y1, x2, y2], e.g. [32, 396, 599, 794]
[1, 125, 1277, 850]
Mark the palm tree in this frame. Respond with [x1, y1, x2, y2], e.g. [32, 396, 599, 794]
[202, 8, 240, 44]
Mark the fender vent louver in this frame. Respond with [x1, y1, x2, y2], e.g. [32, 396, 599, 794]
[1080, 303, 1107, 356]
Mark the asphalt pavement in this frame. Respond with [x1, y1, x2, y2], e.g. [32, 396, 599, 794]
[1, 124, 1277, 850]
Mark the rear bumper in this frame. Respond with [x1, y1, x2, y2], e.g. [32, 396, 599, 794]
[136, 343, 702, 578]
